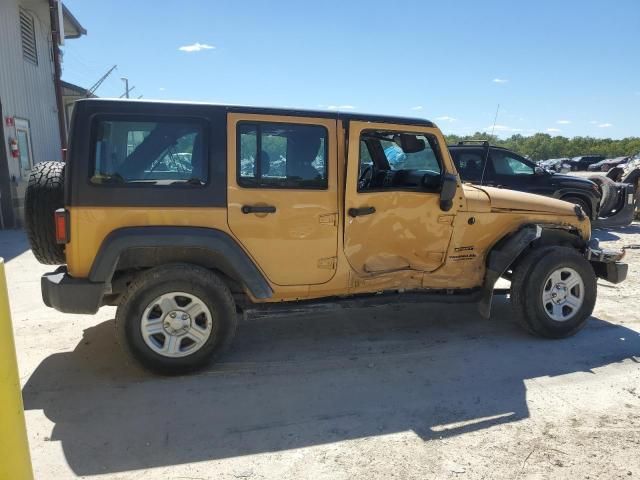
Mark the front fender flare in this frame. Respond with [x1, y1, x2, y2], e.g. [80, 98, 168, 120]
[478, 224, 542, 319]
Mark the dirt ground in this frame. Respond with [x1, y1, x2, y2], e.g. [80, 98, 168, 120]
[1, 223, 639, 480]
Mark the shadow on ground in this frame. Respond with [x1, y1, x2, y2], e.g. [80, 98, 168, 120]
[593, 222, 640, 241]
[22, 296, 640, 475]
[0, 229, 29, 262]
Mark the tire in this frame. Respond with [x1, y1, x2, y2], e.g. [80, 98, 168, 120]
[622, 169, 640, 189]
[116, 264, 238, 375]
[588, 175, 617, 216]
[562, 196, 592, 220]
[606, 166, 624, 182]
[24, 161, 66, 265]
[511, 246, 596, 338]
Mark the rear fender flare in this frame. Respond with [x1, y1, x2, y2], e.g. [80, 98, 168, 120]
[89, 226, 273, 300]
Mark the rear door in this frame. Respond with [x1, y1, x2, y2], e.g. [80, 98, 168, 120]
[227, 113, 339, 286]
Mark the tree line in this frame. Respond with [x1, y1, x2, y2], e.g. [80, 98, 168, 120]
[444, 132, 640, 161]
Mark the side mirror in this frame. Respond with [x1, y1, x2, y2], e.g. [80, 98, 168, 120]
[534, 166, 546, 175]
[440, 173, 458, 211]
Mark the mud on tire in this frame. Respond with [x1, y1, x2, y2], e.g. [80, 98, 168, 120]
[25, 161, 66, 265]
[511, 246, 596, 339]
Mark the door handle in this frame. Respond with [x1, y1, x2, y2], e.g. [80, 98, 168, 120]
[348, 206, 376, 217]
[241, 205, 276, 214]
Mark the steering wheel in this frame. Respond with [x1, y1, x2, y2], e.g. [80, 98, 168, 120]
[358, 165, 374, 190]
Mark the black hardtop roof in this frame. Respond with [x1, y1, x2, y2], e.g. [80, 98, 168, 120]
[448, 143, 512, 152]
[75, 98, 436, 128]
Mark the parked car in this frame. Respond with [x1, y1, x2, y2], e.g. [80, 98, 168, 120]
[587, 156, 629, 172]
[449, 142, 602, 219]
[24, 100, 627, 374]
[608, 153, 640, 219]
[539, 158, 571, 173]
[567, 155, 605, 171]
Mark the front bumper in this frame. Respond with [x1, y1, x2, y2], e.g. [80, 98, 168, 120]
[41, 267, 106, 314]
[586, 242, 628, 284]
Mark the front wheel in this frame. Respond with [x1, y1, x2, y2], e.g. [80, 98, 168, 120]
[511, 246, 596, 338]
[116, 264, 238, 374]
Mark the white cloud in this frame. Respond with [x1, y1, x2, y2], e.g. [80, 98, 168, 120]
[410, 106, 423, 111]
[327, 105, 355, 110]
[436, 116, 457, 122]
[492, 78, 508, 84]
[178, 42, 215, 52]
[598, 123, 613, 128]
[589, 120, 598, 125]
[546, 128, 562, 133]
[158, 87, 166, 91]
[556, 120, 571, 124]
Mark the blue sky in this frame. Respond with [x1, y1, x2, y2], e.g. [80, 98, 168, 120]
[61, 0, 639, 139]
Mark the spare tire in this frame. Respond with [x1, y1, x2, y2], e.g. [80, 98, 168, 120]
[588, 175, 617, 217]
[25, 161, 66, 265]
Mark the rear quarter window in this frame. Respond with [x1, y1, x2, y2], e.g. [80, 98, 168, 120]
[91, 118, 208, 186]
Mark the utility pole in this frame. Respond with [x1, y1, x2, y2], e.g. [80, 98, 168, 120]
[121, 77, 135, 98]
[48, 0, 67, 151]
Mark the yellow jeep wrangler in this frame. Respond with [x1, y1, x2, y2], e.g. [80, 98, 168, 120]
[25, 99, 627, 374]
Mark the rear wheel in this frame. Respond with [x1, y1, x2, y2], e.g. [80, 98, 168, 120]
[116, 264, 238, 375]
[511, 246, 596, 338]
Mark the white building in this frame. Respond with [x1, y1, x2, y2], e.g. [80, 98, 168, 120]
[0, 0, 85, 228]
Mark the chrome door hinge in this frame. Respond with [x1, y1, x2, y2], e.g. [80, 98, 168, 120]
[318, 256, 337, 269]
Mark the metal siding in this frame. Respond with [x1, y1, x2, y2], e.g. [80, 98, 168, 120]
[0, 0, 62, 225]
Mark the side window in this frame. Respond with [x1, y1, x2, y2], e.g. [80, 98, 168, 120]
[358, 130, 443, 192]
[238, 122, 327, 189]
[451, 150, 486, 182]
[91, 118, 206, 185]
[380, 137, 440, 172]
[359, 140, 373, 177]
[492, 151, 534, 176]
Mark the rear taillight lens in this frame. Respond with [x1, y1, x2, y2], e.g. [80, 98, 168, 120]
[54, 208, 69, 244]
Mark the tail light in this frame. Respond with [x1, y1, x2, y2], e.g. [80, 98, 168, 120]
[54, 208, 69, 244]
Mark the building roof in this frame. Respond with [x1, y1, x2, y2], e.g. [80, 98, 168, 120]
[62, 3, 86, 38]
[61, 80, 95, 97]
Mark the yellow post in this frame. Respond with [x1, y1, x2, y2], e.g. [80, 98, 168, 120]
[0, 258, 34, 480]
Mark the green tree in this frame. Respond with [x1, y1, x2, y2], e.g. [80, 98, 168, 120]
[444, 133, 640, 161]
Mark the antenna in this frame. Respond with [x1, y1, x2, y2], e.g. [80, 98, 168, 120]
[480, 104, 500, 185]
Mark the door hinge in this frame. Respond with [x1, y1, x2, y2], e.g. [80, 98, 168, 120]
[319, 213, 338, 226]
[318, 256, 337, 269]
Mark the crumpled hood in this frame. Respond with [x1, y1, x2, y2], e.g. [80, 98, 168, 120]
[463, 184, 578, 216]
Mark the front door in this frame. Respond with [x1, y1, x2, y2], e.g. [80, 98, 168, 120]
[344, 121, 458, 276]
[227, 113, 338, 286]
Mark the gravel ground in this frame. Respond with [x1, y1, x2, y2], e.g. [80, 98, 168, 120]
[1, 223, 639, 480]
